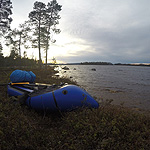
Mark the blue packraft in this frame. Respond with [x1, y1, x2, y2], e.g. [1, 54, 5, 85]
[10, 70, 36, 83]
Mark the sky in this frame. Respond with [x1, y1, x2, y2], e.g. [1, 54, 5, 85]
[5, 0, 150, 63]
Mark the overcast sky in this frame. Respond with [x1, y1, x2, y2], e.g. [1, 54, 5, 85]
[9, 0, 150, 63]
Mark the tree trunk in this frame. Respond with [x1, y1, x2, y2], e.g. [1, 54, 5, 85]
[38, 19, 42, 67]
[45, 25, 50, 69]
[18, 33, 21, 57]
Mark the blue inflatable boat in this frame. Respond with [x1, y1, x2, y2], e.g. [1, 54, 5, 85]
[7, 83, 99, 112]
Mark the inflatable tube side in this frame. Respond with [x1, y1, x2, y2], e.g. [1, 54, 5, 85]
[7, 85, 24, 96]
[26, 92, 58, 111]
[54, 85, 99, 111]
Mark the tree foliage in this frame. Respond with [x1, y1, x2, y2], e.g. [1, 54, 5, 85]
[5, 22, 31, 57]
[28, 1, 47, 65]
[0, 0, 13, 34]
[44, 0, 62, 66]
[0, 0, 62, 68]
[28, 0, 62, 66]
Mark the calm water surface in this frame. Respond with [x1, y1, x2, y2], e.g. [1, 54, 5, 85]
[56, 65, 150, 110]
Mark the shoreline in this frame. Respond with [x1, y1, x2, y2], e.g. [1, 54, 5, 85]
[0, 66, 148, 111]
[0, 66, 150, 112]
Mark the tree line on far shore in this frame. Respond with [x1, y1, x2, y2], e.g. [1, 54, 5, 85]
[81, 62, 113, 65]
[80, 62, 150, 66]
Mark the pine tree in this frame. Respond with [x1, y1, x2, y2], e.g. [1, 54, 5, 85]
[28, 1, 46, 66]
[28, 0, 61, 67]
[44, 0, 61, 67]
[0, 0, 13, 33]
[5, 22, 31, 57]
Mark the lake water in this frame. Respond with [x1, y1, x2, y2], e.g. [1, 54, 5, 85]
[56, 65, 150, 110]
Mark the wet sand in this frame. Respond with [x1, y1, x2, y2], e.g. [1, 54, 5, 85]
[87, 86, 150, 110]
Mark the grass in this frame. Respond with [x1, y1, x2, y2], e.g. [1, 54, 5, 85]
[0, 66, 150, 150]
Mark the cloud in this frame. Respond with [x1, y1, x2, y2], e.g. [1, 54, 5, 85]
[10, 0, 150, 63]
[56, 0, 150, 63]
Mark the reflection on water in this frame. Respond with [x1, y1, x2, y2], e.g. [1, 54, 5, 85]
[55, 65, 150, 110]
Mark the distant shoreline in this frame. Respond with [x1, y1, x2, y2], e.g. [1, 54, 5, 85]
[47, 62, 150, 67]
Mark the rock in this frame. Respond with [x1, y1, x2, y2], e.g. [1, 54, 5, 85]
[62, 66, 69, 70]
[91, 68, 96, 71]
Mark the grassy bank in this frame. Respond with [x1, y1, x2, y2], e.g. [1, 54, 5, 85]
[0, 67, 150, 150]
